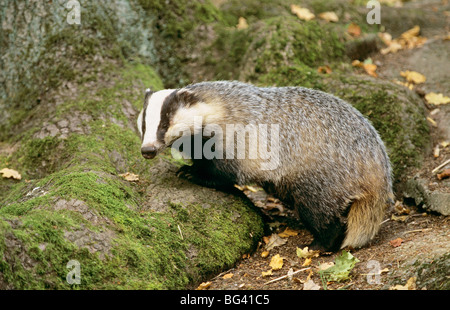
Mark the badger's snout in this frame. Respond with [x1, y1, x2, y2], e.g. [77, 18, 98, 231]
[141, 145, 157, 159]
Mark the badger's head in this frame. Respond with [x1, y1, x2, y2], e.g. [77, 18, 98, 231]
[136, 87, 224, 159]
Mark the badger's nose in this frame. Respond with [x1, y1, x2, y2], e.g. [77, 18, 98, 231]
[141, 145, 157, 159]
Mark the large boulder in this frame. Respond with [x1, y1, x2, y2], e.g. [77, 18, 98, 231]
[0, 1, 263, 289]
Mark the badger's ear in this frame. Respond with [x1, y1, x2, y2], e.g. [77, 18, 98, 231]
[176, 89, 199, 107]
[144, 88, 153, 102]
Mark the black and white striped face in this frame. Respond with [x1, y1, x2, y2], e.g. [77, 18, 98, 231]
[137, 87, 206, 159]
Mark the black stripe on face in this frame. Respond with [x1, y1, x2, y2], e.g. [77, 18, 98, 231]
[156, 89, 200, 142]
[141, 90, 153, 140]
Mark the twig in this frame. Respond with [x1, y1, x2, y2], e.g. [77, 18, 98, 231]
[177, 224, 184, 240]
[432, 159, 450, 174]
[403, 228, 432, 234]
[263, 267, 311, 285]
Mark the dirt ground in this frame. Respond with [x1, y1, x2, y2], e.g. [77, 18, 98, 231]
[200, 1, 450, 291]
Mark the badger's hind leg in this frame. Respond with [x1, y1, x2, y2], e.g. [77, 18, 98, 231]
[295, 201, 348, 252]
[341, 193, 389, 249]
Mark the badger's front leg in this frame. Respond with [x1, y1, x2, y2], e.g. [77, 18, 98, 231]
[177, 159, 235, 190]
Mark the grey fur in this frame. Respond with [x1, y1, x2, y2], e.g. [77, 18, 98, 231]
[139, 81, 393, 251]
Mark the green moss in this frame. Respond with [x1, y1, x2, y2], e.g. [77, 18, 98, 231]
[0, 60, 264, 289]
[257, 64, 325, 89]
[138, 0, 223, 87]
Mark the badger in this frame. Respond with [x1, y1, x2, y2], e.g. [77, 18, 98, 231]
[136, 81, 393, 252]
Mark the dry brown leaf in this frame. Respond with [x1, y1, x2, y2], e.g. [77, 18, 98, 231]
[351, 60, 377, 77]
[425, 92, 450, 105]
[269, 254, 284, 270]
[378, 32, 392, 45]
[317, 65, 332, 74]
[437, 169, 450, 180]
[318, 11, 338, 22]
[236, 17, 248, 30]
[389, 237, 403, 247]
[0, 168, 22, 180]
[265, 233, 287, 251]
[278, 227, 299, 238]
[347, 23, 361, 37]
[118, 172, 139, 182]
[400, 70, 426, 84]
[379, 26, 426, 55]
[389, 277, 417, 290]
[302, 257, 312, 267]
[291, 4, 315, 21]
[196, 281, 212, 290]
[393, 79, 414, 90]
[364, 63, 377, 77]
[303, 279, 320, 290]
[400, 25, 420, 39]
[261, 269, 273, 277]
[440, 141, 450, 148]
[296, 246, 321, 258]
[318, 262, 335, 271]
[223, 273, 234, 279]
[380, 41, 402, 54]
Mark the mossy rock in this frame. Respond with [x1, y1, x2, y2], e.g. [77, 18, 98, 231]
[0, 63, 264, 289]
[0, 1, 264, 289]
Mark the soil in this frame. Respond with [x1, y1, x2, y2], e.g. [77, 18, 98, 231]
[200, 1, 450, 291]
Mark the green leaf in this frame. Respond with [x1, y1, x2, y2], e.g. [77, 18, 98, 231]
[319, 250, 360, 282]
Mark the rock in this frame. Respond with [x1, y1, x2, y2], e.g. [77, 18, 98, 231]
[404, 176, 450, 215]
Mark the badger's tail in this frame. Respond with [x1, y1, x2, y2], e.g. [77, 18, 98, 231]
[341, 189, 393, 249]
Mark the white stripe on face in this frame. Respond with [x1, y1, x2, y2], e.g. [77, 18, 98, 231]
[141, 89, 175, 148]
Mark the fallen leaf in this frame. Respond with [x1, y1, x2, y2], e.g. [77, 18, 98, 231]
[363, 63, 377, 77]
[393, 79, 414, 90]
[303, 279, 320, 290]
[265, 233, 287, 251]
[391, 214, 409, 222]
[379, 26, 426, 55]
[389, 277, 417, 290]
[296, 247, 321, 259]
[400, 70, 426, 84]
[269, 254, 283, 270]
[261, 269, 273, 277]
[278, 227, 299, 238]
[440, 141, 450, 148]
[437, 169, 450, 180]
[118, 172, 139, 182]
[425, 92, 450, 105]
[400, 25, 420, 40]
[351, 59, 377, 77]
[317, 65, 332, 74]
[318, 11, 338, 22]
[318, 250, 360, 282]
[378, 32, 392, 45]
[261, 251, 270, 258]
[196, 281, 212, 290]
[389, 237, 403, 247]
[318, 262, 335, 271]
[0, 168, 22, 180]
[347, 23, 361, 37]
[291, 4, 315, 21]
[223, 273, 234, 279]
[381, 41, 402, 54]
[302, 257, 312, 267]
[236, 17, 248, 30]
